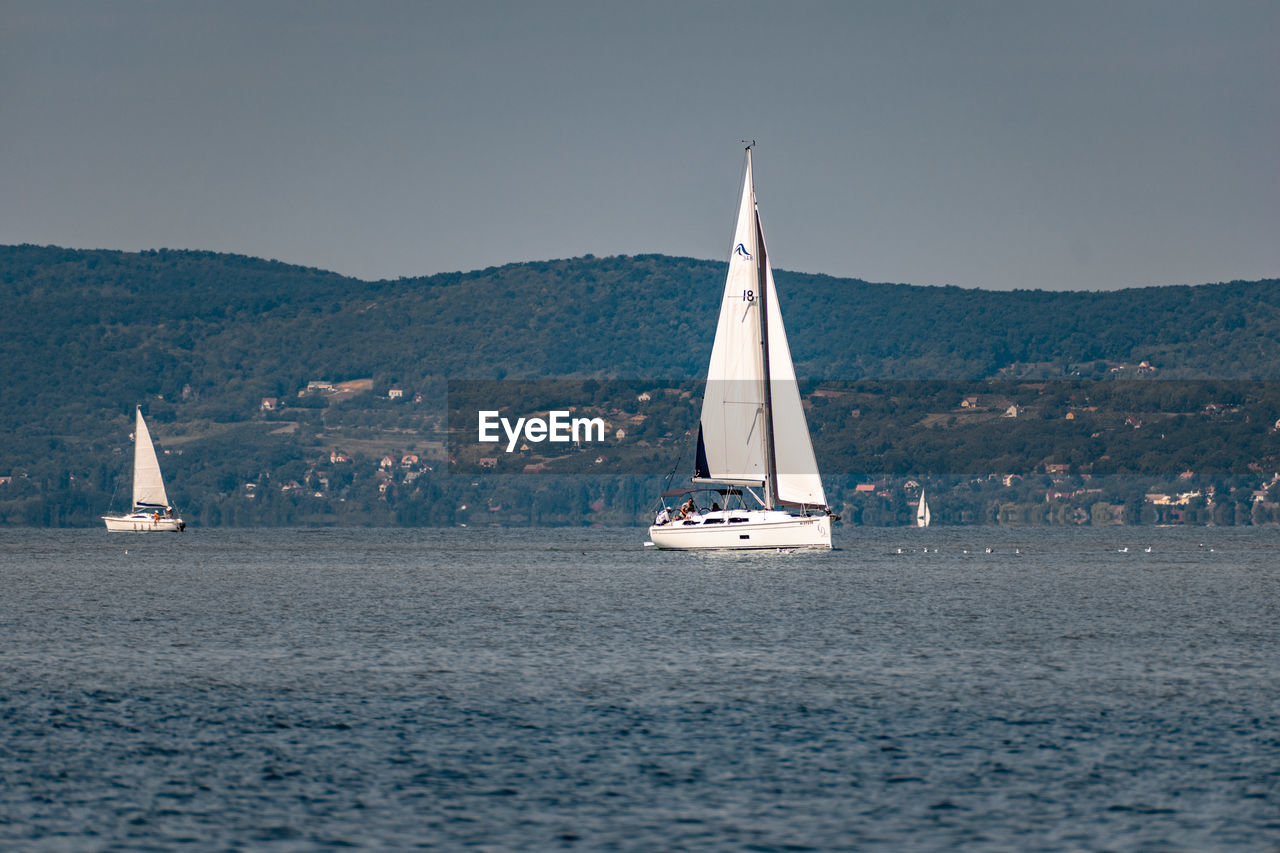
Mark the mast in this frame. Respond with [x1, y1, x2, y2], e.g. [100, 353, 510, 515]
[750, 147, 778, 509]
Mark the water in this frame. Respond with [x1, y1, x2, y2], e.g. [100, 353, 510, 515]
[2, 526, 1278, 851]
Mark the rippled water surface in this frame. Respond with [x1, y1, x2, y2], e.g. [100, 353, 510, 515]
[2, 526, 1278, 851]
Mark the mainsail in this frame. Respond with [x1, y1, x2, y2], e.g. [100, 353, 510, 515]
[695, 150, 826, 509]
[132, 407, 170, 509]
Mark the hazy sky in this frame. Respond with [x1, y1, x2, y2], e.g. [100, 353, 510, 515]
[3, 1, 1277, 290]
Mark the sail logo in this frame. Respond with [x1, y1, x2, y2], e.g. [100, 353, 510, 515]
[734, 243, 752, 260]
[478, 410, 606, 453]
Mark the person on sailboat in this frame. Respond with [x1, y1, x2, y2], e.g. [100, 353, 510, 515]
[680, 496, 697, 518]
[655, 506, 671, 526]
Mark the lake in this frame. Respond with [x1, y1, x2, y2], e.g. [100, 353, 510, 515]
[2, 526, 1277, 850]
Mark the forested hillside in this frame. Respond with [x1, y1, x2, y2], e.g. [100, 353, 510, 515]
[2, 244, 1278, 527]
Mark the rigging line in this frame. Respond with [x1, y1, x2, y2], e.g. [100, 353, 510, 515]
[656, 428, 694, 509]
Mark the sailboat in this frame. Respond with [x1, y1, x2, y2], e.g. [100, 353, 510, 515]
[102, 406, 186, 532]
[916, 490, 931, 528]
[648, 147, 833, 550]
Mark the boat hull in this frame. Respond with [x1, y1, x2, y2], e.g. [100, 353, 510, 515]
[648, 510, 831, 551]
[103, 513, 185, 532]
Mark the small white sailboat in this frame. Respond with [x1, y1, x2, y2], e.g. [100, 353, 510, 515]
[102, 406, 186, 532]
[649, 146, 833, 551]
[916, 490, 931, 528]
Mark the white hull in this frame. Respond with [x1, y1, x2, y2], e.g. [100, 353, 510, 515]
[103, 513, 185, 533]
[649, 510, 831, 551]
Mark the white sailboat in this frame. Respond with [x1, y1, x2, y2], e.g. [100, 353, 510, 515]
[916, 490, 931, 528]
[102, 406, 186, 532]
[649, 147, 833, 550]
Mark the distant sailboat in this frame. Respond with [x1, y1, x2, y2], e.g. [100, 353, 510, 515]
[102, 407, 186, 532]
[648, 146, 833, 550]
[916, 491, 931, 528]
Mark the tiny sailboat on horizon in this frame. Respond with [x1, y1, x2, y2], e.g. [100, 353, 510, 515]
[916, 490, 931, 528]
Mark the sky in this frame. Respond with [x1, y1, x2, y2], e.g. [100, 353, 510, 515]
[2, 0, 1277, 291]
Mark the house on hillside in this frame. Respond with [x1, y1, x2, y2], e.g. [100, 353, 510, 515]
[261, 397, 278, 411]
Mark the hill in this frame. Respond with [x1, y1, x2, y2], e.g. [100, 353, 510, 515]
[2, 244, 1279, 527]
